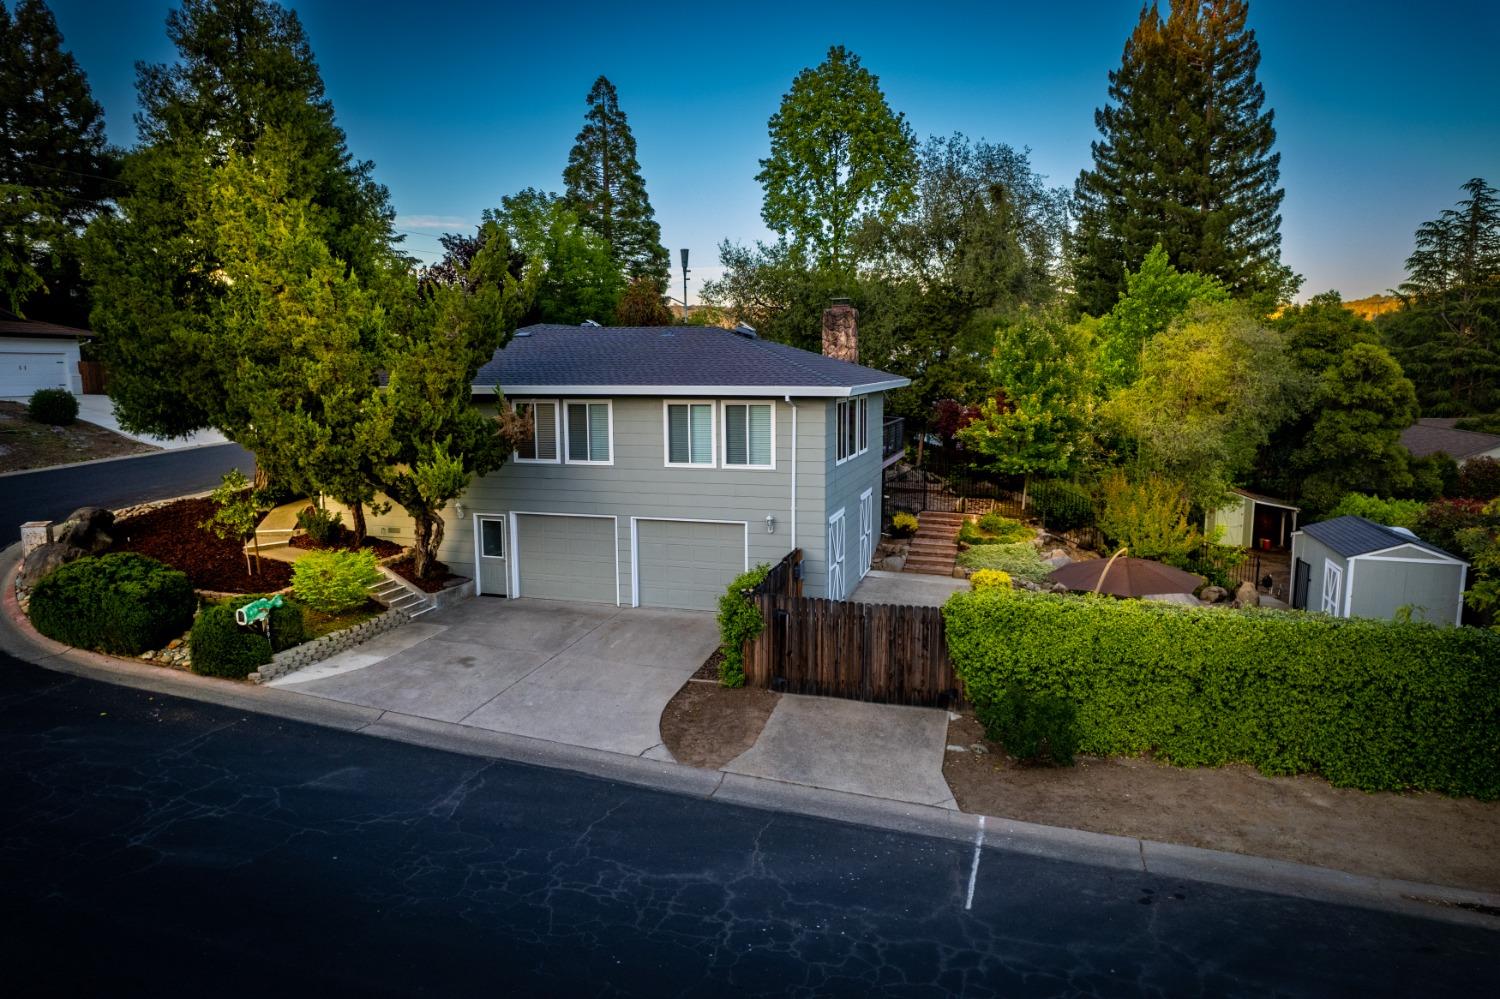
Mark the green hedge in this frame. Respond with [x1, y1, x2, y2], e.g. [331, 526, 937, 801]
[28, 553, 196, 655]
[28, 387, 78, 425]
[716, 564, 770, 688]
[190, 604, 272, 679]
[942, 590, 1500, 798]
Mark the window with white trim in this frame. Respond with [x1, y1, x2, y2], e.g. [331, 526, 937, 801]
[565, 401, 611, 464]
[665, 402, 715, 466]
[514, 400, 559, 462]
[835, 396, 869, 464]
[1321, 561, 1343, 616]
[723, 402, 773, 468]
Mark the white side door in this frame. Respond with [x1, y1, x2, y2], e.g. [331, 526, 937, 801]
[1321, 561, 1343, 616]
[858, 488, 874, 581]
[827, 508, 847, 600]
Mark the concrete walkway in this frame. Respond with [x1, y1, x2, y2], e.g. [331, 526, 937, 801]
[73, 394, 227, 450]
[276, 597, 719, 759]
[850, 569, 969, 607]
[723, 694, 958, 808]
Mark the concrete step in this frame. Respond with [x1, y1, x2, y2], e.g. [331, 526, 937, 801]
[905, 556, 958, 571]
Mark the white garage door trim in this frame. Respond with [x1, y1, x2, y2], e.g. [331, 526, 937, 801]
[508, 511, 621, 605]
[629, 517, 749, 609]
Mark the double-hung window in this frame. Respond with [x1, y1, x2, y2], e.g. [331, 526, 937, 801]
[665, 402, 715, 466]
[835, 396, 869, 464]
[514, 400, 559, 463]
[722, 402, 773, 469]
[565, 401, 611, 464]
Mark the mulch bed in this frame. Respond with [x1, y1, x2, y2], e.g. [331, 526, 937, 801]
[290, 532, 403, 558]
[692, 648, 725, 681]
[108, 496, 293, 593]
[660, 681, 781, 769]
[388, 555, 465, 593]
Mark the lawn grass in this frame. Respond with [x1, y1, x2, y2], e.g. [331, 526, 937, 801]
[303, 600, 383, 639]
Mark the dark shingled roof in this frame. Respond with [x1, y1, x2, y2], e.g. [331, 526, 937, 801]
[1301, 515, 1462, 562]
[0, 311, 93, 340]
[473, 324, 908, 395]
[1399, 418, 1500, 460]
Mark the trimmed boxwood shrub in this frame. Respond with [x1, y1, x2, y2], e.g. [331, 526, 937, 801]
[717, 564, 771, 688]
[28, 552, 195, 655]
[292, 550, 380, 612]
[190, 604, 272, 679]
[236, 595, 308, 652]
[28, 387, 78, 425]
[943, 589, 1500, 798]
[976, 685, 1079, 766]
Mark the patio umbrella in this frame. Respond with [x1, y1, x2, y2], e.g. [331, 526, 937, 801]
[1046, 557, 1204, 598]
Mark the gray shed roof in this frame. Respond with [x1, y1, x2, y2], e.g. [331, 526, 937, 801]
[1400, 418, 1500, 460]
[472, 324, 909, 397]
[1300, 515, 1462, 562]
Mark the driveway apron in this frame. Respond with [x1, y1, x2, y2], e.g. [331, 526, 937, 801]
[277, 598, 719, 758]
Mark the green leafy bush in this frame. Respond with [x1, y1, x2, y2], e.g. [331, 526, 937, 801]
[189, 604, 271, 679]
[1327, 492, 1426, 529]
[716, 564, 771, 688]
[969, 569, 1012, 591]
[961, 513, 1032, 546]
[28, 553, 195, 655]
[27, 387, 78, 425]
[1098, 473, 1204, 562]
[235, 595, 307, 652]
[975, 685, 1079, 765]
[943, 589, 1500, 797]
[296, 504, 345, 544]
[956, 542, 1051, 583]
[1030, 480, 1094, 532]
[1456, 457, 1500, 501]
[292, 550, 381, 612]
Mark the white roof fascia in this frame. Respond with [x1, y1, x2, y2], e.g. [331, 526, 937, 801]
[472, 380, 910, 398]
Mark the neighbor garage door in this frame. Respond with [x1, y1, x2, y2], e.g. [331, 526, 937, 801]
[515, 514, 617, 603]
[636, 519, 746, 611]
[0, 351, 69, 396]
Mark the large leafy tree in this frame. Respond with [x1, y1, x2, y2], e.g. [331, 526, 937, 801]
[0, 0, 118, 322]
[487, 188, 624, 326]
[756, 45, 917, 273]
[1104, 300, 1297, 509]
[562, 75, 669, 289]
[1382, 178, 1500, 415]
[958, 311, 1093, 501]
[1091, 244, 1228, 390]
[1073, 0, 1292, 315]
[84, 0, 398, 444]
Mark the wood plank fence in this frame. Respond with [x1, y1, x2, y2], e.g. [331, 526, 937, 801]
[742, 549, 963, 707]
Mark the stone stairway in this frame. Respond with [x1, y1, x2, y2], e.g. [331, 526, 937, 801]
[903, 511, 965, 577]
[369, 567, 437, 618]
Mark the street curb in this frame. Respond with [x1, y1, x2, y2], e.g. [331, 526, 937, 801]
[0, 438, 237, 479]
[2, 541, 1497, 930]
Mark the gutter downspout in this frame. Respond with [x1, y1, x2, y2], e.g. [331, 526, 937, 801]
[785, 395, 797, 552]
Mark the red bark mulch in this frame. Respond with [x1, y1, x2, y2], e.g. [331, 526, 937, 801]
[108, 497, 294, 593]
[389, 555, 465, 593]
[289, 531, 404, 558]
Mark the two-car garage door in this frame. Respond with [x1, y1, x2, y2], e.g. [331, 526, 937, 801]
[506, 514, 746, 611]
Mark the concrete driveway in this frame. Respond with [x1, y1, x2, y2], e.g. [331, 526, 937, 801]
[274, 598, 719, 758]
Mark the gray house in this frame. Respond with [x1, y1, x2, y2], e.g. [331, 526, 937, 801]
[1289, 515, 1468, 627]
[356, 311, 909, 611]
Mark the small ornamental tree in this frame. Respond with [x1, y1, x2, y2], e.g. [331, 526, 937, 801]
[202, 469, 265, 575]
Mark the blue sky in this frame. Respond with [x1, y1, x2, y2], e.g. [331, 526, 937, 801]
[35, 0, 1500, 301]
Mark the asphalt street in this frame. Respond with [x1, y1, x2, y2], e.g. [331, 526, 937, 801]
[2, 655, 1495, 997]
[0, 443, 254, 542]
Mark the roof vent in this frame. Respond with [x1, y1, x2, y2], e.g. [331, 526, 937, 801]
[514, 329, 531, 338]
[733, 322, 758, 339]
[1389, 526, 1418, 539]
[580, 319, 601, 327]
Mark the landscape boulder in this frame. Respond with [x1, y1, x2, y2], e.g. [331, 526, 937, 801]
[1199, 585, 1229, 604]
[53, 506, 115, 554]
[880, 554, 906, 572]
[17, 542, 87, 592]
[1233, 581, 1260, 608]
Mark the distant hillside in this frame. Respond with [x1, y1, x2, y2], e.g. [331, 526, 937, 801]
[1342, 294, 1403, 321]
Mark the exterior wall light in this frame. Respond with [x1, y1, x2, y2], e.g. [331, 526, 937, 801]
[765, 515, 776, 534]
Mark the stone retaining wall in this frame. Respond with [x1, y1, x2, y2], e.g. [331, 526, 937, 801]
[251, 608, 408, 684]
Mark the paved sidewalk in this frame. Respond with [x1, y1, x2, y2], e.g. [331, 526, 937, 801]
[73, 395, 227, 450]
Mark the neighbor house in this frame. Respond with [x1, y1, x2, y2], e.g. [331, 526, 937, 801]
[1204, 488, 1300, 551]
[1399, 418, 1500, 466]
[352, 305, 909, 610]
[0, 312, 90, 397]
[1289, 514, 1468, 627]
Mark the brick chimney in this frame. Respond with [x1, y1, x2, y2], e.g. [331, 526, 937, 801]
[822, 299, 858, 364]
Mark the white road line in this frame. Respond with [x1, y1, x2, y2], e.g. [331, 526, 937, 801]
[965, 815, 986, 910]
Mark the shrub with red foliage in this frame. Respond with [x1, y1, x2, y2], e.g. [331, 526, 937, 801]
[1416, 498, 1495, 555]
[1456, 456, 1500, 500]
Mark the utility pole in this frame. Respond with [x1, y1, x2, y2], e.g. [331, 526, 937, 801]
[680, 248, 690, 320]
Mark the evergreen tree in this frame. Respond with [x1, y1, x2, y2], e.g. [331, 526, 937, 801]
[562, 76, 669, 289]
[0, 0, 118, 322]
[757, 45, 917, 273]
[1383, 178, 1500, 414]
[1073, 0, 1291, 315]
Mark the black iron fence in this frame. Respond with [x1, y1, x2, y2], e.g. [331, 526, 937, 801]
[881, 417, 905, 464]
